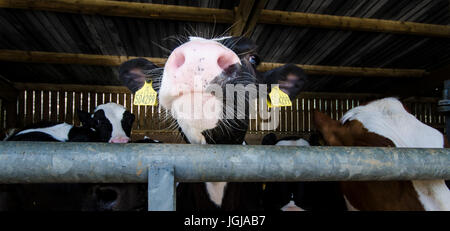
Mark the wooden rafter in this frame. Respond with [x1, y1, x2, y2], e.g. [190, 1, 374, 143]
[0, 0, 233, 23]
[230, 0, 256, 36]
[230, 0, 268, 37]
[0, 0, 449, 38]
[258, 10, 450, 38]
[0, 49, 428, 78]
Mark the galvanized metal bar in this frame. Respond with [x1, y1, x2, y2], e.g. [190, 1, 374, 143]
[0, 141, 449, 183]
[148, 163, 175, 211]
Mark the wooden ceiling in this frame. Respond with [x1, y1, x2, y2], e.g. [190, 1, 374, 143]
[0, 0, 449, 97]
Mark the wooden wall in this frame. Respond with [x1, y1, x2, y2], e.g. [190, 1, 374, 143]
[0, 89, 445, 143]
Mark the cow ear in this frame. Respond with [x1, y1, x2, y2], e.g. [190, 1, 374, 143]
[123, 111, 136, 126]
[76, 109, 92, 125]
[119, 58, 160, 93]
[262, 64, 308, 99]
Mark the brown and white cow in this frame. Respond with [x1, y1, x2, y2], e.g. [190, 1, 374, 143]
[313, 97, 450, 211]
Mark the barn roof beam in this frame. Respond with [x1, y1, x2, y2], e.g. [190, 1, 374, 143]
[0, 0, 233, 23]
[0, 49, 428, 78]
[258, 10, 450, 38]
[230, 0, 267, 37]
[0, 0, 449, 38]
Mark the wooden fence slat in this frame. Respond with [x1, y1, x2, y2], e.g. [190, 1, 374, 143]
[291, 98, 298, 133]
[145, 106, 153, 130]
[25, 90, 33, 125]
[112, 93, 118, 104]
[18, 91, 25, 127]
[331, 99, 336, 120]
[299, 98, 304, 132]
[97, 92, 104, 108]
[325, 99, 331, 117]
[82, 91, 89, 113]
[59, 91, 66, 123]
[139, 105, 145, 130]
[66, 91, 74, 124]
[279, 106, 285, 132]
[34, 91, 41, 123]
[74, 92, 81, 126]
[104, 93, 111, 104]
[130, 94, 138, 130]
[42, 91, 50, 122]
[305, 98, 311, 132]
[119, 93, 125, 108]
[50, 91, 58, 122]
[89, 92, 96, 113]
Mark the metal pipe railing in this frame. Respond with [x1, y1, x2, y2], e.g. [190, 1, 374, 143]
[0, 141, 449, 183]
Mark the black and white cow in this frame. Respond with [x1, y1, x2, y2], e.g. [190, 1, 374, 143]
[261, 133, 347, 211]
[5, 121, 97, 142]
[119, 36, 309, 211]
[76, 102, 135, 143]
[5, 102, 135, 143]
[1, 102, 139, 211]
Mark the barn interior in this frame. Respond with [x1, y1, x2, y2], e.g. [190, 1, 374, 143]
[0, 0, 449, 144]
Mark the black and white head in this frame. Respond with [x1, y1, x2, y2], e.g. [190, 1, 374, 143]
[119, 36, 308, 144]
[77, 103, 135, 143]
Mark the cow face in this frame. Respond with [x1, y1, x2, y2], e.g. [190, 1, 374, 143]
[313, 110, 395, 147]
[77, 103, 135, 143]
[119, 36, 308, 144]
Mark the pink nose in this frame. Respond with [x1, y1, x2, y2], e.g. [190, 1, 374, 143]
[165, 40, 241, 76]
[109, 137, 130, 143]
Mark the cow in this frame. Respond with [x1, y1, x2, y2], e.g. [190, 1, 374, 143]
[261, 133, 347, 211]
[5, 102, 135, 143]
[0, 102, 141, 211]
[118, 36, 309, 211]
[313, 97, 450, 211]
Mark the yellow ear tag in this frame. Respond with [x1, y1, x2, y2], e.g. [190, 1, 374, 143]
[268, 86, 292, 108]
[133, 81, 158, 106]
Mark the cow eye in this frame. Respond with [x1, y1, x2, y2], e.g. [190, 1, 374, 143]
[248, 55, 260, 66]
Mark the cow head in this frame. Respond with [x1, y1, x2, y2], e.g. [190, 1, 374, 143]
[119, 36, 308, 144]
[77, 103, 135, 143]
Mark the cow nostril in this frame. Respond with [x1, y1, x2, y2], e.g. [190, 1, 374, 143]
[173, 51, 185, 68]
[217, 54, 236, 70]
[97, 188, 118, 203]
